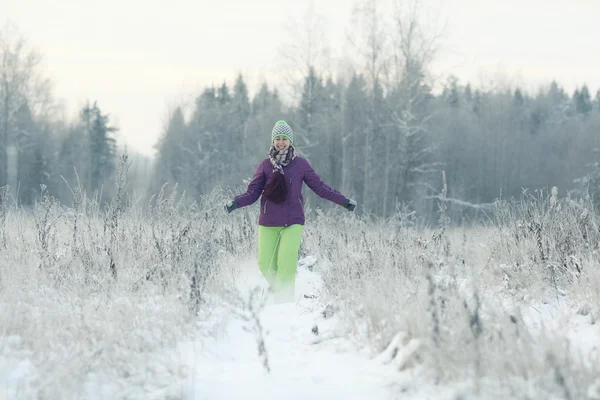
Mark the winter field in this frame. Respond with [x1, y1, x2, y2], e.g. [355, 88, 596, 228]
[1, 181, 600, 399]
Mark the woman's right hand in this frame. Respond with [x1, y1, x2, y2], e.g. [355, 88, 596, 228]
[343, 198, 357, 212]
[224, 200, 238, 213]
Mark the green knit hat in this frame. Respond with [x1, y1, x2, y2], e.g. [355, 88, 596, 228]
[271, 120, 294, 144]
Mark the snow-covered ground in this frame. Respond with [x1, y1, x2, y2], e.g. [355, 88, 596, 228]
[2, 191, 600, 399]
[182, 260, 399, 400]
[3, 255, 598, 400]
[0, 259, 399, 400]
[181, 258, 600, 400]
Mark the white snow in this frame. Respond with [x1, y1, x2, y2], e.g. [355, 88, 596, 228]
[181, 259, 399, 400]
[1, 256, 599, 399]
[0, 336, 37, 400]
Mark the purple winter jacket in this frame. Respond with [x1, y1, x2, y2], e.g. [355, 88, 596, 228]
[233, 157, 347, 227]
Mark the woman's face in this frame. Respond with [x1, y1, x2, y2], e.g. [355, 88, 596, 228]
[273, 136, 291, 151]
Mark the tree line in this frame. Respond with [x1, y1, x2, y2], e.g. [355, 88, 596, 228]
[153, 71, 600, 222]
[3, 8, 600, 224]
[0, 25, 149, 207]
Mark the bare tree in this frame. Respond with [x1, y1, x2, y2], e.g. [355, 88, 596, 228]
[274, 1, 334, 174]
[0, 23, 48, 193]
[275, 1, 332, 107]
[389, 0, 442, 89]
[272, 2, 343, 215]
[347, 0, 389, 92]
[345, 0, 390, 214]
[385, 0, 443, 216]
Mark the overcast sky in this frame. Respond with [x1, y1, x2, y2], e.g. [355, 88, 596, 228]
[3, 0, 599, 156]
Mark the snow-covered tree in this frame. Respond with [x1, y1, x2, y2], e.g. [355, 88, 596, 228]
[0, 25, 43, 193]
[83, 102, 117, 194]
[575, 85, 593, 115]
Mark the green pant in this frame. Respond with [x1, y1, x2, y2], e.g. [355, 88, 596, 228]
[258, 224, 304, 302]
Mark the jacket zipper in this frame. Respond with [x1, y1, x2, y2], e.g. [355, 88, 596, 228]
[263, 199, 268, 214]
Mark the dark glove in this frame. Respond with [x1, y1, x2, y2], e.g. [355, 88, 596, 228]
[343, 198, 357, 212]
[224, 200, 238, 213]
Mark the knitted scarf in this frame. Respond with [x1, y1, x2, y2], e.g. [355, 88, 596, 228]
[268, 145, 296, 174]
[263, 146, 296, 204]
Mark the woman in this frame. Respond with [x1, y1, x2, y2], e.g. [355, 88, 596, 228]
[225, 120, 357, 303]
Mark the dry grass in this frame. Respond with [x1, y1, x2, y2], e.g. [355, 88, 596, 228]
[301, 188, 600, 398]
[1, 174, 599, 398]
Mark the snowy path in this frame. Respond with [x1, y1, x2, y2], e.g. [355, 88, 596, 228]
[181, 260, 399, 400]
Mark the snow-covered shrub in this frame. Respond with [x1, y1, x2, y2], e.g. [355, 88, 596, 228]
[0, 175, 249, 397]
[302, 190, 600, 398]
[490, 187, 599, 289]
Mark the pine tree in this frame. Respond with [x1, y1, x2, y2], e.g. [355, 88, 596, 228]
[154, 107, 187, 190]
[297, 66, 326, 154]
[233, 75, 250, 127]
[218, 82, 231, 105]
[529, 105, 545, 136]
[342, 74, 369, 203]
[547, 81, 569, 121]
[473, 90, 482, 116]
[574, 148, 600, 207]
[232, 74, 251, 172]
[444, 76, 460, 107]
[31, 143, 49, 198]
[575, 85, 593, 115]
[296, 67, 330, 209]
[247, 82, 284, 164]
[387, 49, 436, 216]
[323, 76, 343, 190]
[82, 102, 117, 195]
[252, 83, 271, 115]
[187, 87, 223, 196]
[464, 84, 473, 103]
[58, 125, 87, 194]
[513, 88, 524, 107]
[14, 103, 38, 204]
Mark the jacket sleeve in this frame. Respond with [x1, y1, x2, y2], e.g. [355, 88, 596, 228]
[234, 161, 266, 207]
[303, 159, 347, 206]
